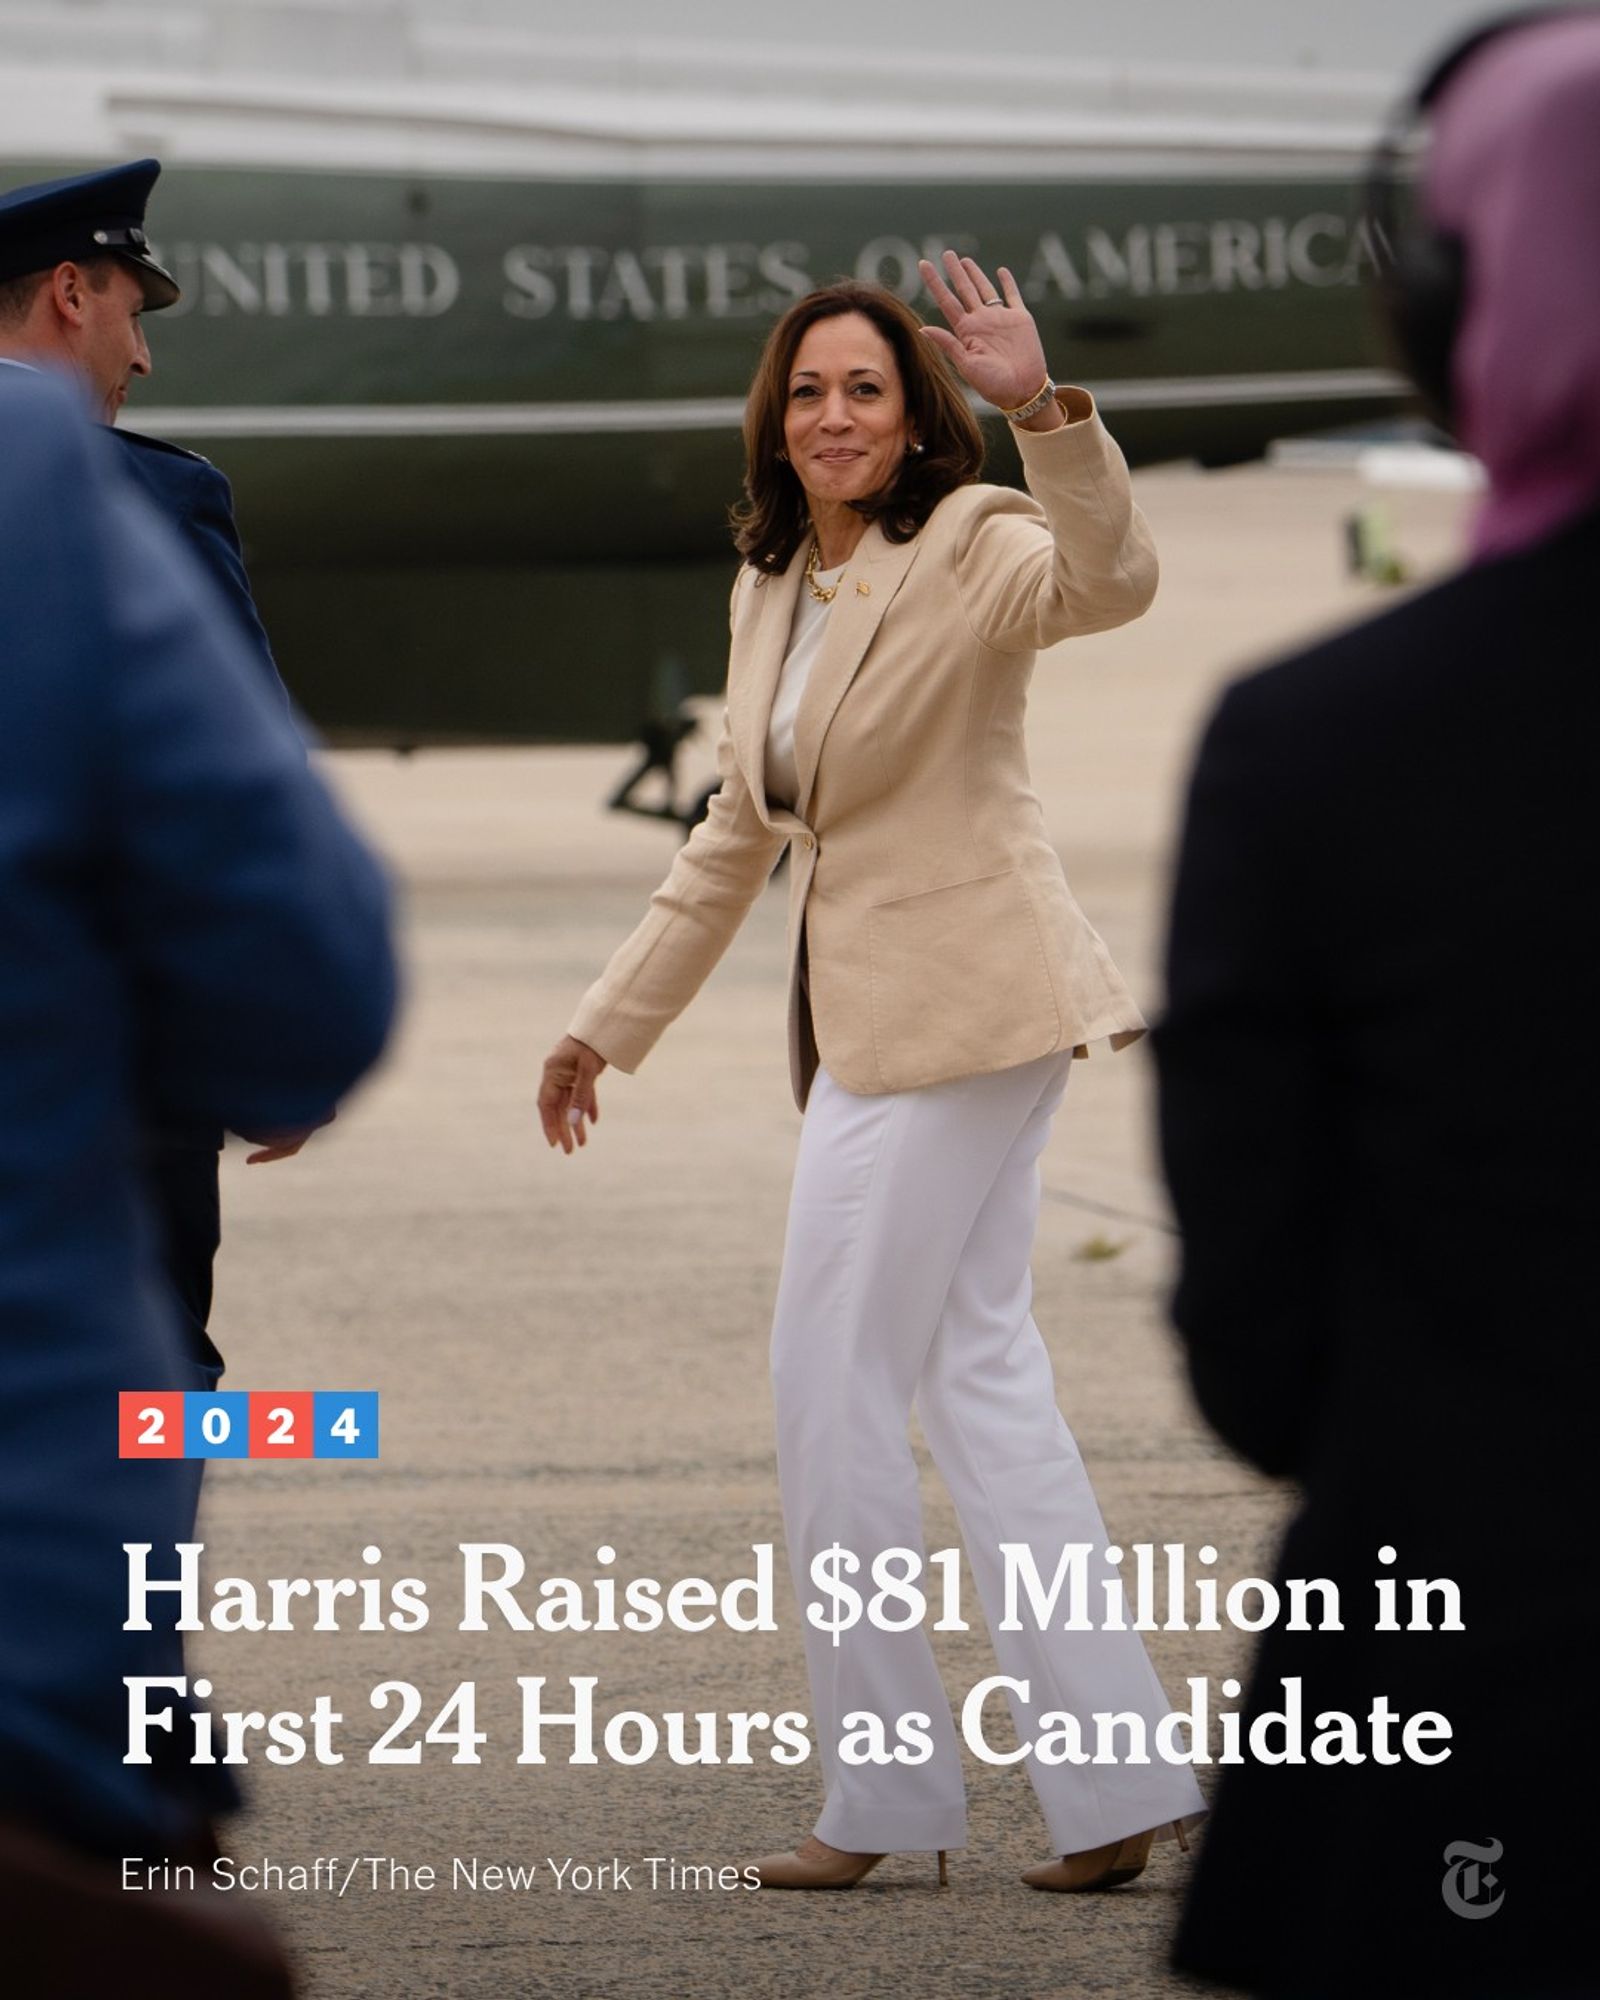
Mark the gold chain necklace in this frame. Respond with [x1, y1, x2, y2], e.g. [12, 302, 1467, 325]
[805, 538, 840, 604]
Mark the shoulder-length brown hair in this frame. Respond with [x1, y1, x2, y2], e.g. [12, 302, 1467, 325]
[731, 280, 985, 573]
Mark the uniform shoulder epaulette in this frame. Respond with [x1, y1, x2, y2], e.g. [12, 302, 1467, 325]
[113, 427, 214, 469]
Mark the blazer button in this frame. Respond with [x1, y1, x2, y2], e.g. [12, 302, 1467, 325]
[802, 833, 814, 849]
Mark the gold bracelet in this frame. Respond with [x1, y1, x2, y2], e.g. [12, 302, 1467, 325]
[999, 377, 1056, 424]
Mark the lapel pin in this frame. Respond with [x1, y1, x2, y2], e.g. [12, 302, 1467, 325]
[857, 580, 871, 596]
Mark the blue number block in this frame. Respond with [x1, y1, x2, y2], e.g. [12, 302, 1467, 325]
[314, 1392, 380, 1460]
[184, 1390, 250, 1460]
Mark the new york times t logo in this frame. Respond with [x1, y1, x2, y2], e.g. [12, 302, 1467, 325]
[1442, 1838, 1504, 1919]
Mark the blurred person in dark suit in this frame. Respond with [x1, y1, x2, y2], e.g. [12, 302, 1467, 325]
[0, 359, 396, 1992]
[1153, 12, 1600, 1997]
[0, 158, 323, 1426]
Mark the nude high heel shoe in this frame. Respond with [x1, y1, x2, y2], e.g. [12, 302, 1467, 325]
[752, 1836, 949, 1890]
[1021, 1818, 1189, 1892]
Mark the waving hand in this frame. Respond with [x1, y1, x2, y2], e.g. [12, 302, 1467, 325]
[917, 250, 1053, 414]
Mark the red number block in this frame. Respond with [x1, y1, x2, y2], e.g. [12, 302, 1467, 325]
[249, 1392, 314, 1459]
[119, 1391, 183, 1458]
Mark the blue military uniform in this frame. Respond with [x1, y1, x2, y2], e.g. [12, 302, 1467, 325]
[113, 426, 296, 1390]
[0, 159, 387, 1995]
[2, 155, 306, 1397]
[0, 354, 397, 1866]
[111, 429, 290, 714]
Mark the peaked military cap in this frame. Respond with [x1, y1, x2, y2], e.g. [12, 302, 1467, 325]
[0, 159, 180, 309]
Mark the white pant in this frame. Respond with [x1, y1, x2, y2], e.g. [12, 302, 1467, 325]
[770, 1051, 1206, 1854]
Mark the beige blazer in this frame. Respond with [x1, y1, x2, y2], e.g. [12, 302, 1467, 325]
[569, 388, 1154, 1111]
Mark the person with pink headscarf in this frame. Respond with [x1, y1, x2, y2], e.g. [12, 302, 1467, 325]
[1425, 8, 1600, 561]
[1153, 12, 1597, 1997]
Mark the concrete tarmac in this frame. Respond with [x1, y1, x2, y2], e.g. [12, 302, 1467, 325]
[194, 462, 1471, 1999]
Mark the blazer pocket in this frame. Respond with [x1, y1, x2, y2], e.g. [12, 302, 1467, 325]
[866, 869, 1061, 1089]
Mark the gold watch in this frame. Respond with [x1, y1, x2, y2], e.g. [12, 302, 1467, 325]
[1000, 377, 1057, 425]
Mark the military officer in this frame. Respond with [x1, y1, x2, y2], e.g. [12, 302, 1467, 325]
[0, 355, 395, 1993]
[0, 158, 315, 1402]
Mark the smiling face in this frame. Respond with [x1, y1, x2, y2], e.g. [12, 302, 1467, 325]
[70, 259, 152, 422]
[782, 310, 915, 512]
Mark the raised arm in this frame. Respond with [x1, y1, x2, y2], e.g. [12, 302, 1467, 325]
[918, 250, 1158, 654]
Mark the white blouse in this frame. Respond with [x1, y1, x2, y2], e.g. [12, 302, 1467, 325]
[764, 560, 844, 810]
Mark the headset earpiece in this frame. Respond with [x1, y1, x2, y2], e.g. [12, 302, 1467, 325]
[1362, 6, 1586, 437]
